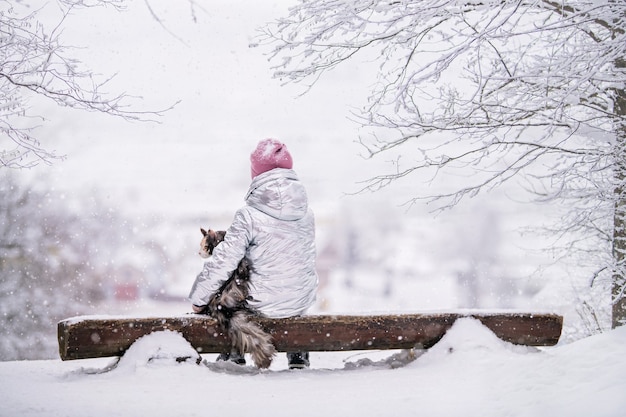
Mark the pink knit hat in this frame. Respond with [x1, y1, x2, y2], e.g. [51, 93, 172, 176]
[250, 138, 293, 178]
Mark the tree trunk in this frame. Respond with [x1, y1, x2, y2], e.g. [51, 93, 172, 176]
[612, 57, 626, 329]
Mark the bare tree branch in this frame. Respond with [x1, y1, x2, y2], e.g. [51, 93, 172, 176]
[255, 0, 626, 328]
[0, 0, 176, 169]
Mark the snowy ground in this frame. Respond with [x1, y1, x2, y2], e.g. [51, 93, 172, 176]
[1, 317, 624, 417]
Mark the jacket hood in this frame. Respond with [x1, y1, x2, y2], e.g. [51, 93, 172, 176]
[245, 168, 308, 221]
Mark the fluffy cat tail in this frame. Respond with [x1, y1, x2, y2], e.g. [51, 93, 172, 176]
[228, 311, 276, 369]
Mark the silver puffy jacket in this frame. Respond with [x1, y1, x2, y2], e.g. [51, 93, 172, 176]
[188, 168, 318, 318]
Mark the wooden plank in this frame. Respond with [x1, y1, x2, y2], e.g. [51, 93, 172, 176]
[57, 312, 563, 361]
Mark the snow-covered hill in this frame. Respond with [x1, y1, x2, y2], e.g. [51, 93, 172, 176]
[1, 318, 624, 417]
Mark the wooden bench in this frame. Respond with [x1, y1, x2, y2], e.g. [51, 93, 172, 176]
[57, 312, 563, 361]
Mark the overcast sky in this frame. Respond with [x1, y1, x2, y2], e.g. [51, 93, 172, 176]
[19, 0, 398, 220]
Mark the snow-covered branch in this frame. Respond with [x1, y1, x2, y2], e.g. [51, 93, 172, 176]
[0, 0, 172, 169]
[255, 0, 626, 327]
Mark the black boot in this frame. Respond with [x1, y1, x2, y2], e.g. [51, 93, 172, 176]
[217, 350, 246, 365]
[287, 352, 310, 369]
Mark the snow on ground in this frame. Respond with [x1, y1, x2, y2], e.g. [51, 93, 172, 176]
[1, 318, 624, 417]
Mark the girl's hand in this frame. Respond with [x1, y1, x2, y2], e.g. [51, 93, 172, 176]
[192, 304, 206, 313]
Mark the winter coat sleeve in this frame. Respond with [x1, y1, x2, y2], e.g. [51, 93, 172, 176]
[188, 208, 253, 307]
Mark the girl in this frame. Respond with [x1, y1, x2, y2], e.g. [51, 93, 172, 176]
[189, 138, 318, 369]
